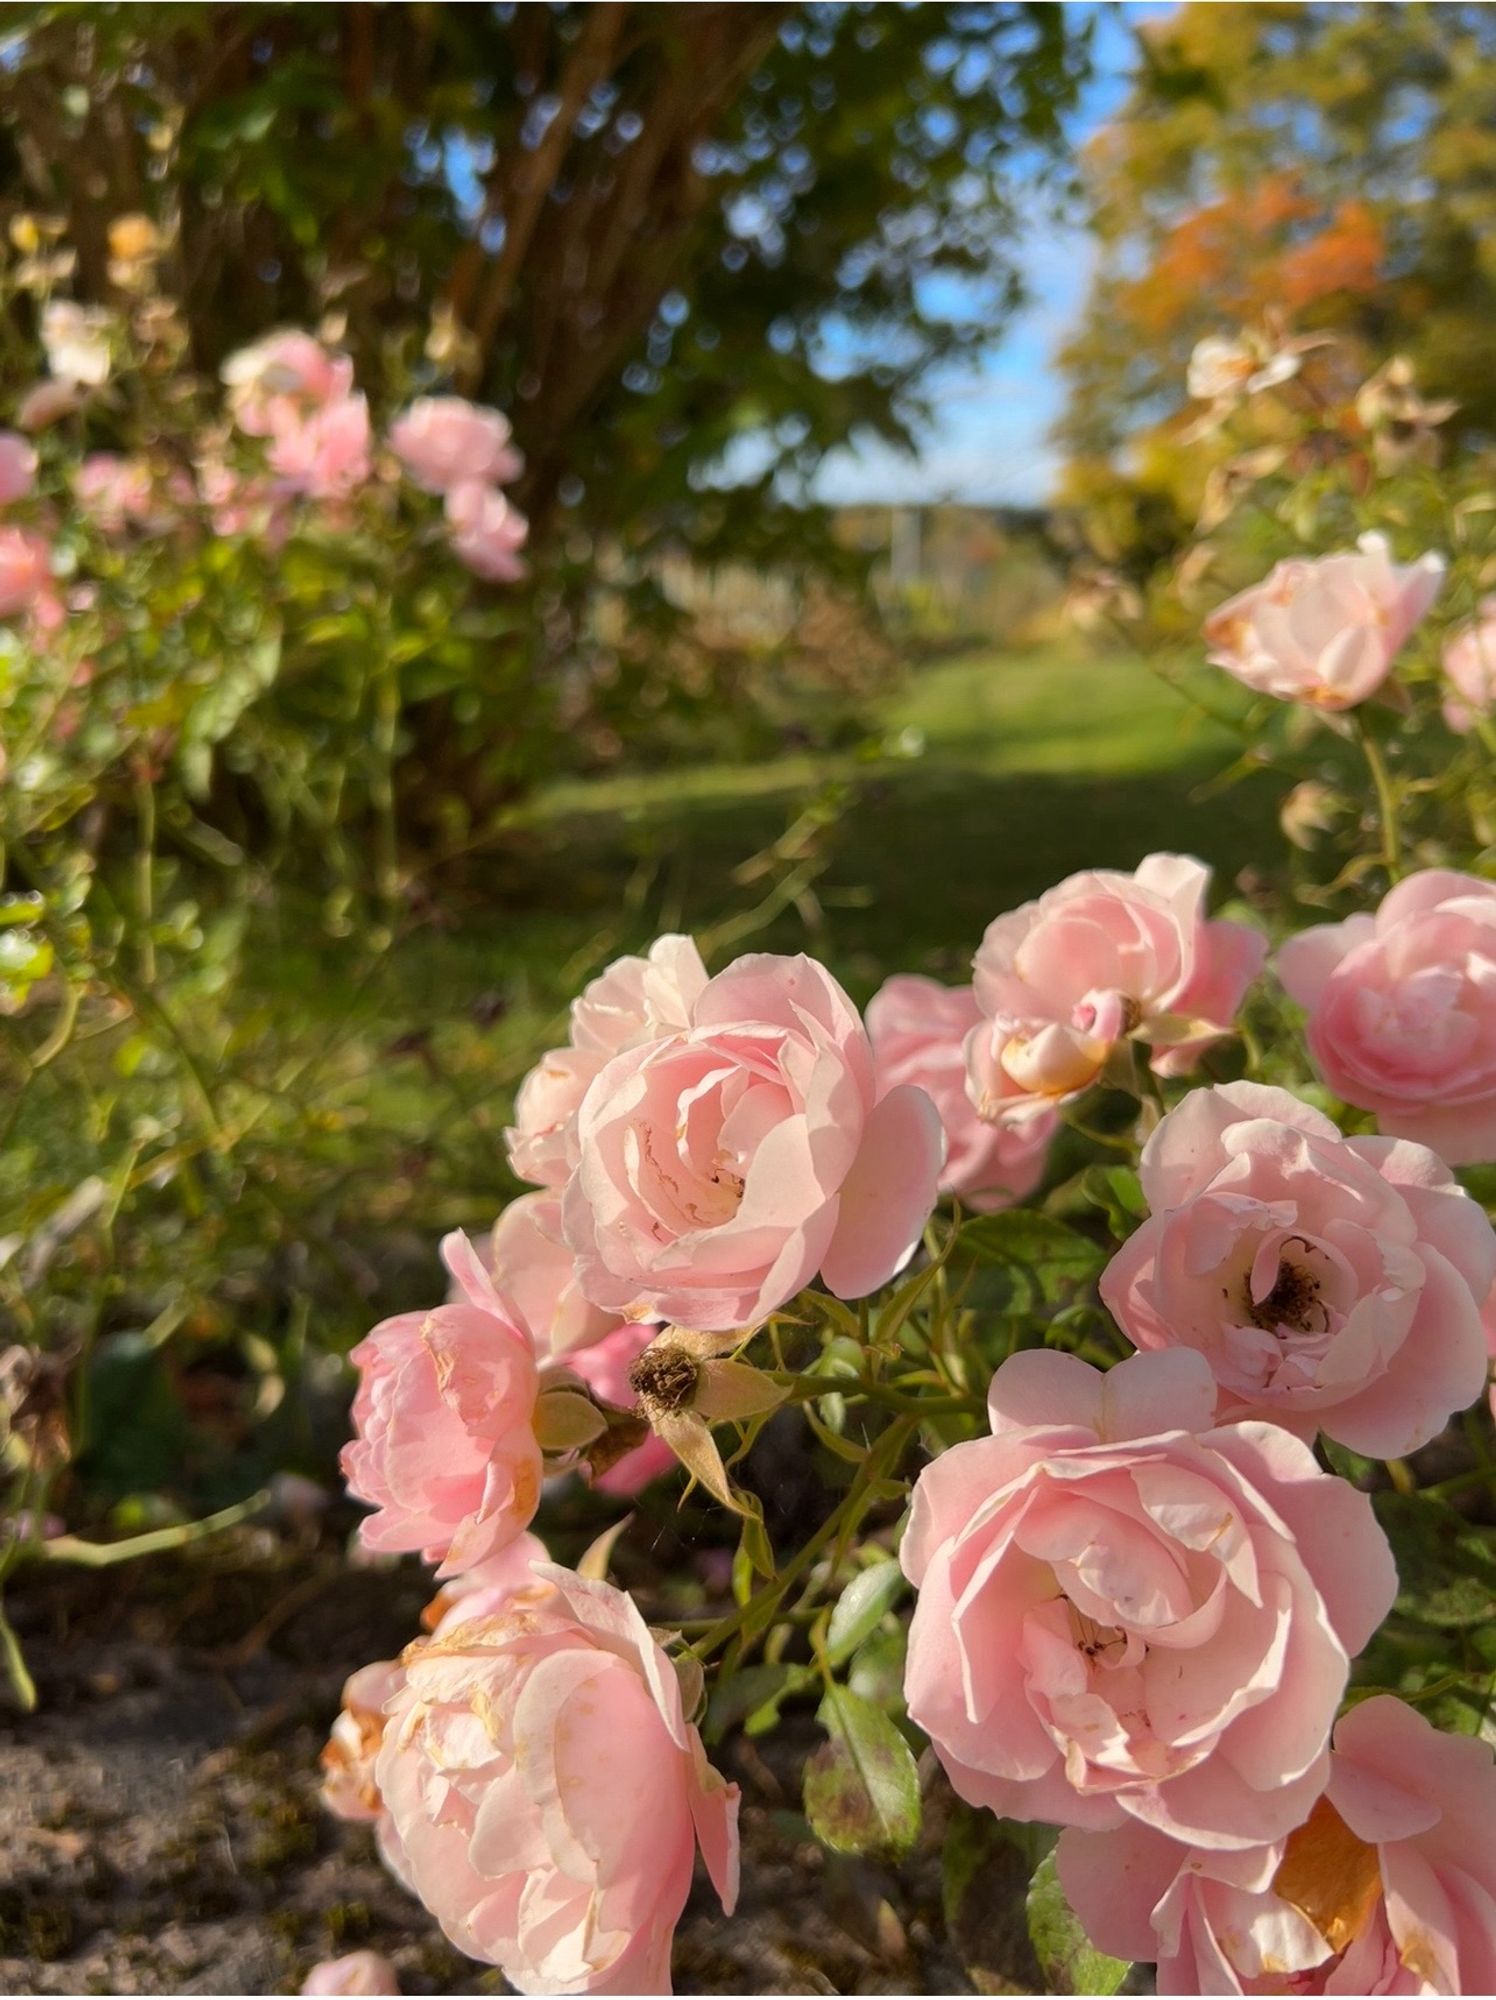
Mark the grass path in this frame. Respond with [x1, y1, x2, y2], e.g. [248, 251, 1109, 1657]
[502, 643, 1277, 991]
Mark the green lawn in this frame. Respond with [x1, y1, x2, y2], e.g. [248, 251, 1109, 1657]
[500, 641, 1278, 996]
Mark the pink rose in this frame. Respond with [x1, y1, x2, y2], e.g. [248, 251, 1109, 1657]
[1441, 596, 1496, 733]
[322, 1533, 551, 1826]
[0, 526, 60, 628]
[867, 974, 1056, 1209]
[389, 395, 522, 495]
[444, 477, 528, 581]
[301, 1951, 400, 1996]
[268, 392, 373, 502]
[0, 430, 37, 505]
[563, 951, 945, 1329]
[1277, 869, 1496, 1165]
[375, 1566, 738, 1994]
[74, 452, 157, 534]
[222, 328, 355, 436]
[1058, 1695, 1496, 1995]
[506, 935, 709, 1189]
[341, 1231, 542, 1576]
[1101, 1082, 1495, 1456]
[489, 1191, 621, 1358]
[968, 854, 1265, 1118]
[1203, 533, 1444, 709]
[901, 1348, 1394, 1848]
[566, 1324, 677, 1495]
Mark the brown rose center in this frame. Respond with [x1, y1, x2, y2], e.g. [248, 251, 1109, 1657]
[1246, 1248, 1327, 1336]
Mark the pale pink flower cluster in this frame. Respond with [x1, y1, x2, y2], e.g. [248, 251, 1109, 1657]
[390, 394, 528, 581]
[222, 329, 372, 504]
[1204, 533, 1444, 709]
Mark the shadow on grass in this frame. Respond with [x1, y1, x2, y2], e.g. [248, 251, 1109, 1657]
[526, 747, 1284, 998]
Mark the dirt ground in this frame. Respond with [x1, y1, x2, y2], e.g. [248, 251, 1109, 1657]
[0, 1542, 1042, 1998]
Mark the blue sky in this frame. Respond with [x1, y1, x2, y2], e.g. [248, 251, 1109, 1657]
[813, 6, 1151, 509]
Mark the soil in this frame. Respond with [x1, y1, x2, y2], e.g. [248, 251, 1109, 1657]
[0, 1539, 1042, 1998]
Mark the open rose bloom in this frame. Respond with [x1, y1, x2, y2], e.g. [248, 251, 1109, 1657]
[1277, 869, 1496, 1165]
[1059, 1695, 1496, 1995]
[967, 853, 1265, 1118]
[563, 951, 944, 1328]
[867, 974, 1056, 1209]
[375, 1568, 738, 1995]
[901, 1349, 1394, 1847]
[1203, 533, 1444, 709]
[506, 934, 708, 1189]
[341, 1232, 541, 1575]
[1101, 1082, 1495, 1455]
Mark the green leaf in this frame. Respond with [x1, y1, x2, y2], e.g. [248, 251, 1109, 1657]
[1026, 1849, 1130, 1996]
[942, 1804, 1051, 1991]
[803, 1685, 921, 1860]
[955, 1211, 1105, 1306]
[705, 1662, 816, 1743]
[847, 1625, 907, 1713]
[827, 1558, 907, 1665]
[1374, 1492, 1496, 1631]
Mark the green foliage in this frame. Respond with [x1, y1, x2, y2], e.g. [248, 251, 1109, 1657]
[1025, 1850, 1130, 1997]
[803, 1683, 921, 1861]
[954, 1210, 1107, 1306]
[826, 1559, 907, 1666]
[1354, 1492, 1496, 1740]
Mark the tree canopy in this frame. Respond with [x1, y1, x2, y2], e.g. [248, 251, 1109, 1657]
[1056, 2, 1496, 557]
[2, 2, 1089, 564]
